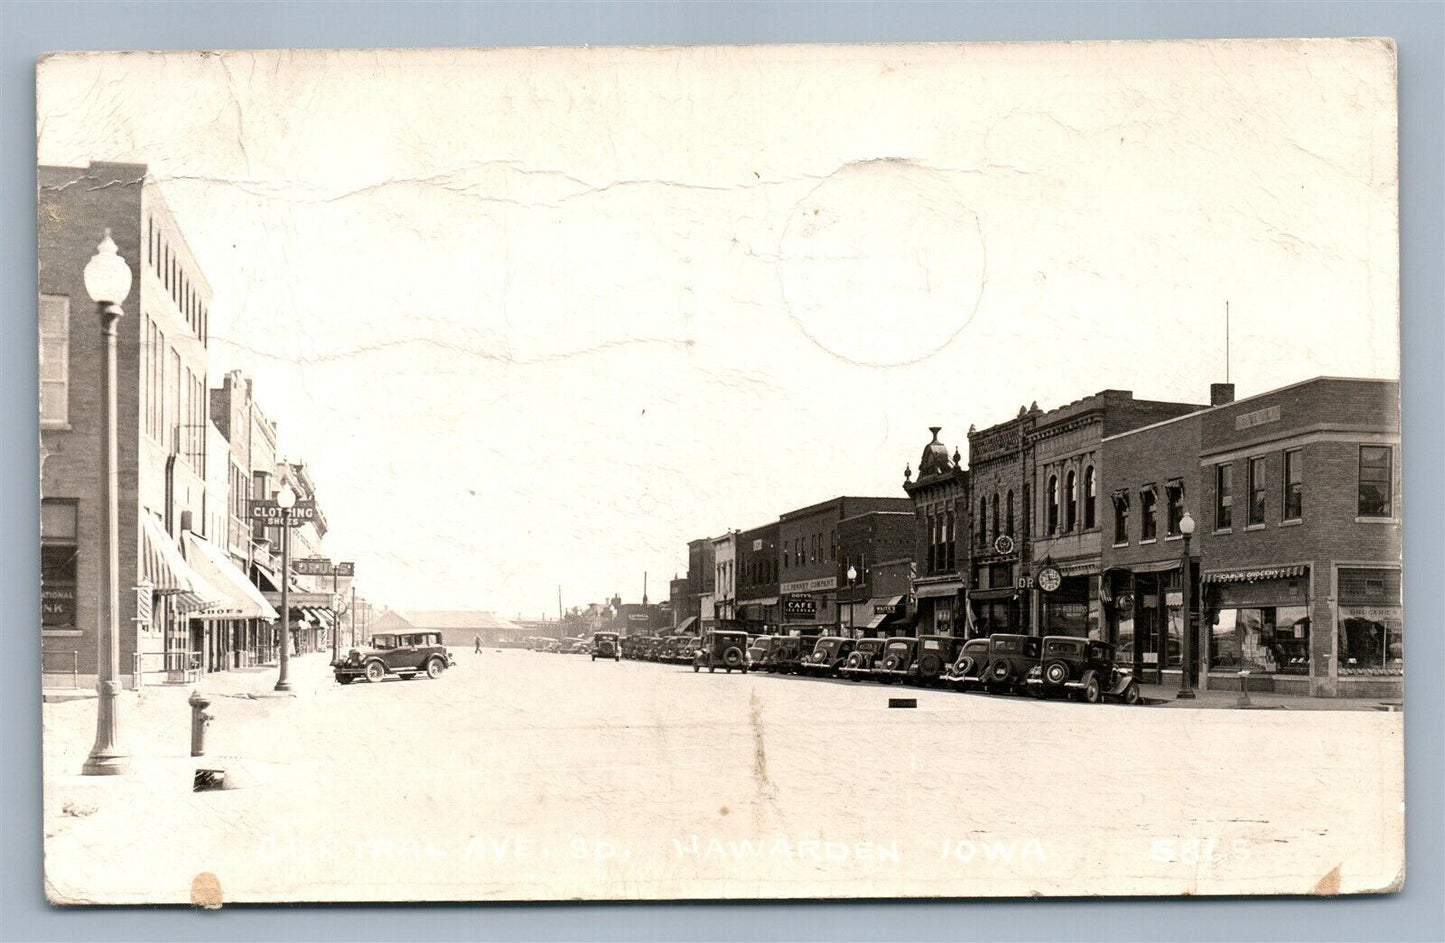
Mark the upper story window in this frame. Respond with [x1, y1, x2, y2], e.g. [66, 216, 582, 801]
[1047, 475, 1060, 535]
[1358, 446, 1393, 517]
[1166, 479, 1185, 536]
[990, 494, 999, 544]
[1083, 467, 1096, 529]
[1140, 486, 1158, 541]
[1005, 490, 1015, 538]
[41, 499, 79, 630]
[1283, 448, 1303, 521]
[1248, 457, 1267, 526]
[1215, 464, 1233, 530]
[1065, 470, 1078, 532]
[39, 294, 70, 426]
[978, 497, 987, 549]
[1111, 490, 1130, 544]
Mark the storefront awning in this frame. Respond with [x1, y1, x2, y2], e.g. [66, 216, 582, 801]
[1203, 565, 1308, 584]
[139, 515, 229, 614]
[864, 595, 906, 630]
[184, 533, 279, 621]
[252, 561, 281, 592]
[1129, 559, 1182, 575]
[1057, 559, 1102, 577]
[676, 616, 698, 634]
[738, 596, 779, 606]
[914, 580, 964, 599]
[969, 587, 1018, 601]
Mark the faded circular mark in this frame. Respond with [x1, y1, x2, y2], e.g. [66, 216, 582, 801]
[777, 160, 986, 367]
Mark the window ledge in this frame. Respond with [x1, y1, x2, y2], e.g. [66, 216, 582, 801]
[42, 629, 83, 637]
[40, 421, 72, 432]
[1112, 541, 1129, 548]
[1244, 524, 1267, 532]
[1213, 528, 1232, 536]
[1164, 534, 1183, 542]
[1139, 539, 1157, 545]
[1354, 516, 1399, 525]
[1280, 518, 1303, 528]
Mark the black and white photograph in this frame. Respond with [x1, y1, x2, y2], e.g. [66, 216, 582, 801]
[35, 39, 1403, 904]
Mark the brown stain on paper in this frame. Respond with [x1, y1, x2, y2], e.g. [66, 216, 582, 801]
[1312, 864, 1342, 895]
[190, 871, 222, 909]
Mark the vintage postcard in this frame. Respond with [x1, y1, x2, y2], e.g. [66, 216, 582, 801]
[37, 40, 1402, 904]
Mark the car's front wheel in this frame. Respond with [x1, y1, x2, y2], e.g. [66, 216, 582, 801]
[1083, 675, 1101, 703]
[1122, 680, 1141, 705]
[426, 657, 445, 679]
[336, 675, 352, 685]
[364, 661, 386, 683]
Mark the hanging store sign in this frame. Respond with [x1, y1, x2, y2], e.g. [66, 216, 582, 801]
[1165, 590, 1184, 608]
[781, 576, 838, 594]
[248, 500, 317, 527]
[291, 558, 355, 577]
[874, 602, 904, 615]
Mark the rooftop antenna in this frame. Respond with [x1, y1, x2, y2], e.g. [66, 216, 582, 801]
[1225, 300, 1231, 384]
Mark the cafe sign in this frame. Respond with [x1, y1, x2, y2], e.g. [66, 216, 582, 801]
[782, 595, 817, 617]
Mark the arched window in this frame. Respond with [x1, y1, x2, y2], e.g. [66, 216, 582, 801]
[1084, 466, 1097, 529]
[1065, 470, 1078, 532]
[1005, 490, 1015, 538]
[1047, 475, 1060, 534]
[990, 493, 999, 545]
[978, 497, 988, 548]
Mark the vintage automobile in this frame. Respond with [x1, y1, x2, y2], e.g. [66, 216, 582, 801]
[871, 634, 961, 686]
[797, 636, 856, 677]
[941, 637, 994, 690]
[592, 631, 621, 661]
[746, 635, 774, 668]
[693, 629, 751, 673]
[566, 637, 591, 655]
[333, 631, 454, 684]
[757, 635, 809, 674]
[1025, 636, 1143, 704]
[979, 633, 1042, 694]
[676, 636, 701, 664]
[621, 635, 653, 660]
[838, 637, 890, 680]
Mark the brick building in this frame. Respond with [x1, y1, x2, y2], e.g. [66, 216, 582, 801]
[710, 531, 737, 623]
[734, 521, 780, 629]
[903, 427, 969, 636]
[683, 537, 716, 634]
[1103, 377, 1401, 698]
[963, 413, 1032, 635]
[778, 496, 913, 635]
[39, 161, 254, 687]
[836, 508, 916, 636]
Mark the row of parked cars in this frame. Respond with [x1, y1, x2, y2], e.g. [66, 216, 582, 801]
[610, 626, 1142, 704]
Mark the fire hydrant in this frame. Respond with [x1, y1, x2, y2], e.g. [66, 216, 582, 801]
[188, 690, 214, 757]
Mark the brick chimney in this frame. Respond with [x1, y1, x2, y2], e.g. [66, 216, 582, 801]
[1210, 383, 1236, 406]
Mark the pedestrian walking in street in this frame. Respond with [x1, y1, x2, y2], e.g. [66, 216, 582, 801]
[474, 635, 482, 654]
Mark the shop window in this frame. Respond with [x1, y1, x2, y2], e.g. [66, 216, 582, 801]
[41, 499, 79, 630]
[1209, 606, 1310, 674]
[1337, 610, 1403, 675]
[1140, 486, 1157, 541]
[39, 294, 70, 426]
[1166, 479, 1184, 536]
[1083, 467, 1096, 529]
[1358, 446, 1392, 517]
[1065, 470, 1077, 532]
[1047, 475, 1059, 535]
[1215, 464, 1233, 530]
[1248, 457, 1266, 525]
[1283, 449, 1303, 521]
[1111, 490, 1130, 545]
[1115, 612, 1135, 661]
[1005, 490, 1015, 538]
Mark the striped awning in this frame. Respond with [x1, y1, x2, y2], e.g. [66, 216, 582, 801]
[1203, 565, 1308, 584]
[183, 532, 279, 621]
[139, 515, 228, 614]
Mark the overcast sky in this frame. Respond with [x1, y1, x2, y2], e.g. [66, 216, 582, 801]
[37, 41, 1399, 617]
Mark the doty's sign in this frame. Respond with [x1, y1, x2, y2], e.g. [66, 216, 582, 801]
[248, 500, 317, 527]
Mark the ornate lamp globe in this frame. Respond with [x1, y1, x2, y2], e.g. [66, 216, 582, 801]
[83, 229, 133, 305]
[1180, 511, 1196, 537]
[846, 565, 858, 582]
[276, 483, 297, 509]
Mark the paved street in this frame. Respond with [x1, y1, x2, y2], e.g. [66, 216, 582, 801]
[44, 649, 1403, 904]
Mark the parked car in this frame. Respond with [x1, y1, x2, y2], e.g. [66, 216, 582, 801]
[838, 637, 890, 680]
[1025, 637, 1142, 704]
[333, 631, 454, 684]
[758, 635, 809, 674]
[621, 635, 653, 660]
[746, 635, 775, 668]
[566, 637, 591, 654]
[980, 633, 1042, 694]
[872, 634, 961, 686]
[693, 629, 751, 673]
[797, 636, 855, 677]
[677, 636, 701, 663]
[592, 631, 621, 661]
[941, 637, 993, 690]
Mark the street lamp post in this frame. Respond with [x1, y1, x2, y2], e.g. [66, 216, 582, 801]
[81, 230, 133, 776]
[274, 483, 296, 692]
[846, 564, 858, 638]
[1177, 511, 1197, 700]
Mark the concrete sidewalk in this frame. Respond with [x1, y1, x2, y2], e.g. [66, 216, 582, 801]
[1139, 682, 1401, 711]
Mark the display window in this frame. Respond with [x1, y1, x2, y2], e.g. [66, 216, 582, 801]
[1337, 607, 1402, 675]
[1209, 605, 1310, 674]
